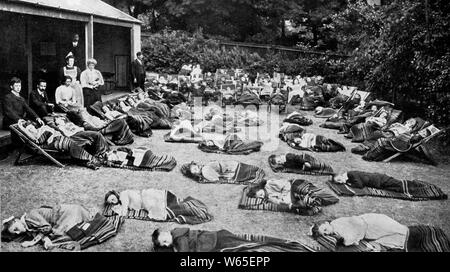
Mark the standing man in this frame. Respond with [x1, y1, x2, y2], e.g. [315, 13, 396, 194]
[2, 77, 44, 129]
[29, 79, 54, 118]
[131, 52, 145, 91]
[66, 34, 82, 66]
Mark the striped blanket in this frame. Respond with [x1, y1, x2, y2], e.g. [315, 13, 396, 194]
[316, 225, 450, 252]
[284, 134, 346, 152]
[198, 134, 263, 155]
[181, 162, 265, 184]
[222, 232, 320, 252]
[238, 180, 338, 216]
[99, 119, 134, 145]
[349, 109, 402, 142]
[103, 190, 212, 225]
[327, 180, 447, 201]
[50, 215, 124, 251]
[103, 147, 177, 171]
[268, 154, 334, 176]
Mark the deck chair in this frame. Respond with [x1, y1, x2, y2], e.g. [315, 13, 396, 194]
[383, 125, 443, 165]
[268, 88, 289, 113]
[9, 124, 65, 168]
[220, 83, 238, 107]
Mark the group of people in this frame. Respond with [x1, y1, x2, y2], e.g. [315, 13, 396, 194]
[1, 62, 448, 252]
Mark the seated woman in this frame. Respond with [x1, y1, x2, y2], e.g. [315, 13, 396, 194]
[331, 170, 447, 199]
[198, 133, 263, 154]
[104, 189, 172, 220]
[152, 227, 315, 252]
[66, 109, 134, 145]
[246, 179, 339, 215]
[268, 153, 334, 175]
[310, 213, 409, 249]
[181, 160, 265, 184]
[55, 76, 80, 112]
[1, 204, 93, 249]
[283, 111, 313, 126]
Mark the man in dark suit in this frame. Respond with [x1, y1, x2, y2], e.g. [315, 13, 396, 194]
[131, 51, 145, 91]
[2, 77, 44, 130]
[29, 79, 54, 118]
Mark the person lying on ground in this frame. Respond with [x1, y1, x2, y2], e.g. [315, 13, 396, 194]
[105, 189, 170, 220]
[332, 170, 447, 199]
[182, 160, 264, 184]
[152, 227, 315, 252]
[270, 153, 312, 171]
[199, 133, 263, 154]
[246, 179, 338, 212]
[310, 213, 409, 249]
[1, 204, 93, 249]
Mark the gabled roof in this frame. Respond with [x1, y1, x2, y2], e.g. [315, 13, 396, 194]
[10, 0, 141, 24]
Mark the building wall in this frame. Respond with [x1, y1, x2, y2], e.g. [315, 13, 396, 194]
[94, 23, 131, 90]
[0, 11, 85, 101]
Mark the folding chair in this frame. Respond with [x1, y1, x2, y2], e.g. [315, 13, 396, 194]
[383, 125, 443, 165]
[9, 124, 65, 168]
[220, 83, 237, 107]
[268, 88, 289, 113]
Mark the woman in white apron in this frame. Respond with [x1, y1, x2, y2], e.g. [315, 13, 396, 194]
[60, 54, 84, 107]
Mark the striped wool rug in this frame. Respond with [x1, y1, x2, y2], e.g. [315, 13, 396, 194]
[327, 180, 447, 201]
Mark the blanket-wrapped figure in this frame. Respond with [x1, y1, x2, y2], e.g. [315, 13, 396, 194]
[152, 227, 317, 252]
[198, 133, 263, 155]
[181, 160, 265, 184]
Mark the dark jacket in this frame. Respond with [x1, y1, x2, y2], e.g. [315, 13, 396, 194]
[29, 89, 51, 118]
[131, 59, 145, 84]
[347, 171, 400, 189]
[2, 92, 39, 129]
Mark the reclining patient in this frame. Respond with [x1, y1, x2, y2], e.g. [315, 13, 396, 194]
[344, 103, 396, 142]
[331, 170, 447, 200]
[283, 112, 313, 126]
[64, 109, 134, 145]
[105, 189, 171, 220]
[198, 133, 263, 155]
[152, 227, 315, 252]
[279, 123, 345, 152]
[196, 106, 239, 134]
[235, 109, 264, 126]
[310, 213, 450, 252]
[1, 204, 93, 249]
[246, 178, 338, 215]
[17, 120, 106, 169]
[269, 153, 334, 175]
[182, 160, 264, 184]
[351, 117, 428, 155]
[165, 120, 204, 142]
[362, 124, 437, 162]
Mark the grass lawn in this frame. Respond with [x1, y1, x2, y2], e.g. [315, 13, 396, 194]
[1, 104, 449, 252]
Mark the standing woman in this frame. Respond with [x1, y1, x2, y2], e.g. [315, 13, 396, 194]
[80, 58, 104, 108]
[60, 53, 83, 107]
